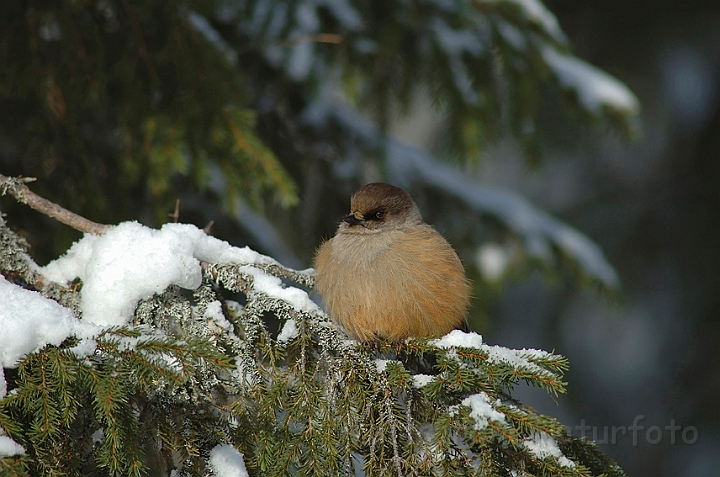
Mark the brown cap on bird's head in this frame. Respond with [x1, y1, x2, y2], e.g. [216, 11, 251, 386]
[342, 183, 423, 232]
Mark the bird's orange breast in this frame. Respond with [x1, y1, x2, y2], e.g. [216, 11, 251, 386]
[314, 225, 470, 341]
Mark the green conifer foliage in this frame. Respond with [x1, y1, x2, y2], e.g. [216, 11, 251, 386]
[1, 0, 639, 474]
[0, 216, 626, 476]
[0, 0, 298, 230]
[0, 0, 638, 261]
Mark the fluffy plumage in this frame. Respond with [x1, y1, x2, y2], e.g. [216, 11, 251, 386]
[314, 183, 470, 341]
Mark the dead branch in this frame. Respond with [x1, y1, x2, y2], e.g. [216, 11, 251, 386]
[0, 173, 111, 235]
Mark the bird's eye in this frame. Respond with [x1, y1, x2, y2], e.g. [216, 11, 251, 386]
[374, 210, 385, 220]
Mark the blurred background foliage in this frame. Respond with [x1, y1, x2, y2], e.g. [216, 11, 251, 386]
[0, 0, 717, 475]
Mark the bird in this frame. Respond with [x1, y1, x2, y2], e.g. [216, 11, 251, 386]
[313, 183, 471, 342]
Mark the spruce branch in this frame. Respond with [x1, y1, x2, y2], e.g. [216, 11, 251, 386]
[0, 204, 627, 476]
[0, 212, 80, 311]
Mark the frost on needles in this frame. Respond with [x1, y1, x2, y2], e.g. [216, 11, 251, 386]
[0, 218, 626, 477]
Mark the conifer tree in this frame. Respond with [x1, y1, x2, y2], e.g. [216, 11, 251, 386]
[0, 177, 627, 476]
[1, 0, 638, 475]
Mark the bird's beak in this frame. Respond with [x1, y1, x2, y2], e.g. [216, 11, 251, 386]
[343, 212, 365, 226]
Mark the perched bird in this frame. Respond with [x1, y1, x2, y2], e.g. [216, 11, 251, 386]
[314, 183, 471, 341]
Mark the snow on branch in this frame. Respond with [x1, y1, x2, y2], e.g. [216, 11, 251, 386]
[306, 101, 620, 290]
[39, 221, 314, 326]
[431, 329, 568, 390]
[0, 189, 624, 475]
[541, 46, 640, 118]
[489, 0, 568, 45]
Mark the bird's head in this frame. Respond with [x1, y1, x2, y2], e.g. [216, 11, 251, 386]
[340, 183, 423, 234]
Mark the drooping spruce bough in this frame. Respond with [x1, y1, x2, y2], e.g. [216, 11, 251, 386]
[0, 214, 625, 477]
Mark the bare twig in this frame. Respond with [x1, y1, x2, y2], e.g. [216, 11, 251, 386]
[0, 173, 111, 235]
[169, 198, 180, 223]
[279, 33, 342, 48]
[203, 220, 214, 234]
